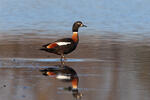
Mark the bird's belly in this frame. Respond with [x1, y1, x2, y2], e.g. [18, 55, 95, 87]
[63, 48, 75, 54]
[54, 44, 77, 55]
[64, 45, 77, 54]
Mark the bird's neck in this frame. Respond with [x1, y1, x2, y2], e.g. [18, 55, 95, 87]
[72, 32, 79, 43]
[72, 78, 78, 89]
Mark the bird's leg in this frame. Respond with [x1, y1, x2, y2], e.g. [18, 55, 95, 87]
[60, 54, 65, 66]
[60, 54, 63, 62]
[61, 60, 65, 67]
[62, 55, 65, 60]
[63, 55, 67, 61]
[61, 54, 65, 61]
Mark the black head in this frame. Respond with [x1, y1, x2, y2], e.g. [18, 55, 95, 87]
[72, 89, 83, 99]
[72, 21, 87, 32]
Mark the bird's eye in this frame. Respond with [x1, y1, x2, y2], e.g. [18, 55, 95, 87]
[77, 23, 81, 25]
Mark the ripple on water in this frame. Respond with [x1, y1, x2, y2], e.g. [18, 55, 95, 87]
[0, 58, 104, 63]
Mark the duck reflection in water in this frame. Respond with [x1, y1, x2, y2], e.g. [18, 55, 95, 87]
[40, 65, 82, 99]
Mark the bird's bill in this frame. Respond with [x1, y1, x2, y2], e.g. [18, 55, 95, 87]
[81, 24, 87, 27]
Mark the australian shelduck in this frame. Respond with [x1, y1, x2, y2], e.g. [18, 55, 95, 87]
[40, 65, 82, 99]
[40, 21, 87, 62]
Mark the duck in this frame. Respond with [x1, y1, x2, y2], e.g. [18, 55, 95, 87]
[40, 21, 87, 62]
[40, 65, 78, 88]
[40, 65, 82, 99]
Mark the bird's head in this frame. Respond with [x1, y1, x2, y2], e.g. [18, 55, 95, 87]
[72, 21, 87, 32]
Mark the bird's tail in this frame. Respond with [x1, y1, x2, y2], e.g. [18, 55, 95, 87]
[40, 69, 48, 76]
[40, 68, 57, 76]
[42, 43, 51, 48]
[39, 48, 47, 51]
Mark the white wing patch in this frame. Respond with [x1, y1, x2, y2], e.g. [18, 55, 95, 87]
[56, 42, 71, 46]
[56, 75, 71, 80]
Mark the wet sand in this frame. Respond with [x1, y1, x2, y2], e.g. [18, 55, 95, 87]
[0, 33, 150, 100]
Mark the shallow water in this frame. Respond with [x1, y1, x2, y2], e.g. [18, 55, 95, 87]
[1, 0, 150, 100]
[1, 34, 150, 100]
[1, 0, 150, 34]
